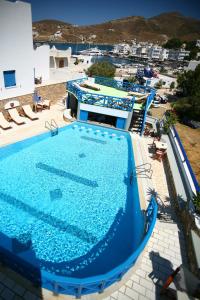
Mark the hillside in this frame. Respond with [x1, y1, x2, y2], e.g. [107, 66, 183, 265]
[33, 12, 200, 44]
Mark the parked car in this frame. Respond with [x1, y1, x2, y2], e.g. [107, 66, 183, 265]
[182, 118, 200, 129]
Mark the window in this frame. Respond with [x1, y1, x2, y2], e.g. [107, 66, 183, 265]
[3, 70, 16, 88]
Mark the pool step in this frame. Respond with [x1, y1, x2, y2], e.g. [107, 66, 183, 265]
[45, 119, 59, 136]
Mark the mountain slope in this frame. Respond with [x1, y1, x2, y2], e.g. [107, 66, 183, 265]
[33, 12, 200, 44]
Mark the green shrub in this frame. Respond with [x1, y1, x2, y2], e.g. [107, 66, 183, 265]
[86, 61, 116, 78]
[163, 111, 178, 134]
[193, 192, 200, 214]
[170, 82, 175, 91]
[154, 80, 163, 89]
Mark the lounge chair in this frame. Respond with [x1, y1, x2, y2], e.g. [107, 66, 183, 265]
[22, 105, 39, 120]
[8, 108, 26, 125]
[0, 112, 12, 129]
[81, 80, 100, 91]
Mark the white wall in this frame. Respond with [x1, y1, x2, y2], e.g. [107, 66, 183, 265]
[80, 103, 129, 118]
[150, 74, 176, 88]
[33, 45, 50, 81]
[0, 0, 34, 100]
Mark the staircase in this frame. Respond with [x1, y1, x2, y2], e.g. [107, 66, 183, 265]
[130, 109, 145, 133]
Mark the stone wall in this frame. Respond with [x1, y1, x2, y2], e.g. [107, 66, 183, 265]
[0, 82, 67, 111]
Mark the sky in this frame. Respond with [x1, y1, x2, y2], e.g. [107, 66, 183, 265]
[24, 0, 200, 25]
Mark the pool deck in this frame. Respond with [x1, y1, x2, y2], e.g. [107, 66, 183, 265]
[0, 118, 187, 300]
[0, 101, 69, 148]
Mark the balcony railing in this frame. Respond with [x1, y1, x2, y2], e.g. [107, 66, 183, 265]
[67, 78, 135, 112]
[66, 77, 156, 133]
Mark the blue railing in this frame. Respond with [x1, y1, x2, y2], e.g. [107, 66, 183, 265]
[67, 78, 135, 112]
[0, 197, 157, 297]
[67, 77, 156, 133]
[94, 76, 152, 94]
[172, 126, 200, 193]
[140, 90, 156, 135]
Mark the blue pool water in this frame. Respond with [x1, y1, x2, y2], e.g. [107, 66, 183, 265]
[0, 122, 144, 278]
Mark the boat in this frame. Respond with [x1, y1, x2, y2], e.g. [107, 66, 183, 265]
[78, 47, 103, 56]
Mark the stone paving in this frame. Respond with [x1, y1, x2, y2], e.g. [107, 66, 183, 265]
[0, 131, 188, 300]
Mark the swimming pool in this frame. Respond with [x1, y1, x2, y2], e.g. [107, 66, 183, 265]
[0, 122, 157, 296]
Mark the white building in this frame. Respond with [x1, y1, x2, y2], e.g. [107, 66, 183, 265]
[185, 60, 200, 71]
[0, 0, 52, 101]
[0, 0, 34, 100]
[50, 46, 71, 69]
[160, 48, 169, 61]
[196, 40, 200, 48]
[33, 45, 50, 81]
[136, 46, 148, 58]
[149, 74, 176, 89]
[148, 46, 163, 60]
[168, 49, 190, 61]
[113, 44, 131, 55]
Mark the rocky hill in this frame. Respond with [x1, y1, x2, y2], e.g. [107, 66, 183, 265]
[33, 12, 200, 44]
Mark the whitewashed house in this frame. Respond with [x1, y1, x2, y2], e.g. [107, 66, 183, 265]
[33, 45, 50, 81]
[113, 44, 130, 55]
[0, 0, 34, 100]
[148, 46, 163, 60]
[0, 0, 51, 101]
[168, 49, 190, 61]
[50, 46, 71, 69]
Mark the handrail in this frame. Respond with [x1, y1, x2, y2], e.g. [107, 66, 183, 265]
[45, 119, 58, 136]
[45, 120, 51, 131]
[172, 126, 200, 194]
[51, 119, 58, 129]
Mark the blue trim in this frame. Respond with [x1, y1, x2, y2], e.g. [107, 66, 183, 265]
[0, 122, 157, 297]
[66, 77, 155, 116]
[116, 117, 126, 129]
[3, 70, 16, 88]
[79, 110, 88, 121]
[140, 91, 155, 135]
[173, 126, 200, 193]
[0, 197, 157, 297]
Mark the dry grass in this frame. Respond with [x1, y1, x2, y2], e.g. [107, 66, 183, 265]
[149, 104, 200, 185]
[175, 123, 200, 185]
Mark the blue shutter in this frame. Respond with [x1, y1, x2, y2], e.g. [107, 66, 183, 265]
[3, 70, 16, 88]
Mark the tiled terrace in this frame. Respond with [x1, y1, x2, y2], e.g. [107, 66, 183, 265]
[0, 118, 188, 299]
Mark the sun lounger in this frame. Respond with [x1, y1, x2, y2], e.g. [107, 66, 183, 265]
[8, 108, 26, 125]
[22, 105, 39, 120]
[0, 112, 12, 129]
[81, 80, 100, 91]
[128, 91, 144, 97]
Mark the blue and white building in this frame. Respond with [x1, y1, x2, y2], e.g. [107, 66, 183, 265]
[0, 0, 51, 101]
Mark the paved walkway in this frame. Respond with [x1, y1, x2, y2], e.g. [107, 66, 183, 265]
[0, 132, 187, 300]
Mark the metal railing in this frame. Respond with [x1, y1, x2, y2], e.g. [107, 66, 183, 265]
[67, 79, 135, 112]
[169, 126, 200, 195]
[45, 119, 58, 136]
[140, 91, 156, 135]
[0, 197, 157, 297]
[66, 77, 156, 134]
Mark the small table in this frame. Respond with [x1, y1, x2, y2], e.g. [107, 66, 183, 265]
[154, 141, 167, 150]
[4, 100, 20, 110]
